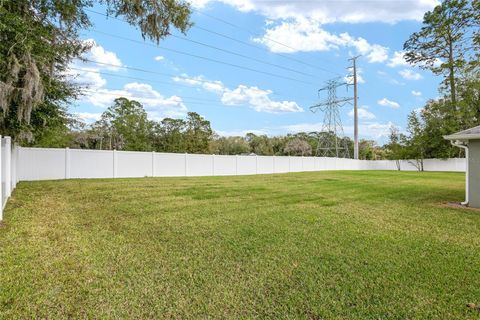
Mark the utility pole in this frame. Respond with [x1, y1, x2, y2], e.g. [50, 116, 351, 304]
[348, 56, 360, 160]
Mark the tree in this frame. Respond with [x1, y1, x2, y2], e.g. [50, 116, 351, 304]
[404, 0, 477, 108]
[384, 126, 406, 170]
[0, 0, 192, 142]
[209, 135, 250, 155]
[245, 133, 273, 155]
[153, 118, 187, 153]
[92, 98, 152, 151]
[184, 112, 213, 154]
[404, 111, 427, 171]
[284, 138, 312, 156]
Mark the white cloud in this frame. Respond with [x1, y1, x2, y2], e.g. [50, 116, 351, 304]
[387, 51, 409, 67]
[173, 74, 226, 94]
[348, 107, 376, 120]
[189, 0, 438, 24]
[82, 82, 188, 119]
[378, 98, 400, 109]
[154, 55, 165, 61]
[83, 39, 122, 70]
[253, 19, 388, 63]
[411, 90, 422, 96]
[174, 74, 302, 113]
[75, 112, 102, 123]
[399, 69, 423, 80]
[222, 85, 303, 113]
[344, 68, 365, 84]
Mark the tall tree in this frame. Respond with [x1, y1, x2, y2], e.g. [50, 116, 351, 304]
[404, 0, 477, 108]
[92, 98, 152, 151]
[284, 138, 312, 156]
[0, 0, 191, 142]
[184, 112, 213, 154]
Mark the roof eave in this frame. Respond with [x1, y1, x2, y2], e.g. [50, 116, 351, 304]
[444, 134, 480, 141]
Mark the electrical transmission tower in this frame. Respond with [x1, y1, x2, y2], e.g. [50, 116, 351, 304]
[310, 78, 353, 158]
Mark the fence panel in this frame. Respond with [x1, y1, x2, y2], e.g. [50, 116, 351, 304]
[18, 147, 66, 181]
[117, 151, 153, 178]
[213, 155, 236, 176]
[237, 156, 257, 175]
[154, 153, 186, 177]
[187, 154, 213, 176]
[70, 149, 114, 179]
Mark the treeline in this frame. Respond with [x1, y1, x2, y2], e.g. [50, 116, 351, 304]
[30, 97, 384, 158]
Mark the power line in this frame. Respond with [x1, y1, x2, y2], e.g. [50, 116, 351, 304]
[80, 89, 222, 106]
[169, 34, 318, 78]
[72, 65, 313, 105]
[84, 8, 339, 76]
[69, 66, 221, 93]
[91, 29, 317, 86]
[193, 9, 341, 75]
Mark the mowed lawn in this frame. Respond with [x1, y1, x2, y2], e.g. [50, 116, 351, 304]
[1, 171, 480, 319]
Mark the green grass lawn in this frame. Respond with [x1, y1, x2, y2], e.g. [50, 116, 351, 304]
[1, 171, 479, 319]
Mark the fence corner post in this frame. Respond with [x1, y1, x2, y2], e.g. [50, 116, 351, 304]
[4, 137, 11, 197]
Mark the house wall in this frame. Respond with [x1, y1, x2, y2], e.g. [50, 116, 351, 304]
[468, 140, 480, 208]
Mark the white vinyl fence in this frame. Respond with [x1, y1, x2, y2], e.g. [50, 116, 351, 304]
[0, 144, 466, 221]
[17, 147, 466, 181]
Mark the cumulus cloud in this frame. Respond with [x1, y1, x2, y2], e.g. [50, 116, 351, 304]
[348, 107, 376, 120]
[411, 90, 422, 96]
[82, 39, 123, 70]
[188, 0, 438, 24]
[154, 55, 165, 61]
[83, 82, 188, 119]
[345, 68, 365, 84]
[378, 98, 400, 109]
[399, 69, 423, 80]
[221, 85, 303, 113]
[173, 74, 226, 94]
[174, 74, 302, 113]
[74, 112, 102, 123]
[387, 51, 409, 67]
[253, 19, 388, 63]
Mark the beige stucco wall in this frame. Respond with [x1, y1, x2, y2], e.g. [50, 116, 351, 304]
[469, 140, 480, 208]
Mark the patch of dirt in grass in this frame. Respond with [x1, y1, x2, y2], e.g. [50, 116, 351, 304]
[440, 202, 480, 211]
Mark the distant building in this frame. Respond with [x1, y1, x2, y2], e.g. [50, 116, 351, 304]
[445, 125, 480, 208]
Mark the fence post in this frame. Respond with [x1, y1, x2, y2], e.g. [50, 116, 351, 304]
[212, 154, 215, 176]
[4, 137, 11, 198]
[184, 153, 188, 177]
[302, 156, 304, 172]
[273, 155, 275, 173]
[151, 151, 155, 177]
[235, 155, 238, 175]
[0, 136, 3, 220]
[64, 147, 71, 179]
[255, 155, 258, 174]
[288, 156, 291, 172]
[113, 149, 117, 178]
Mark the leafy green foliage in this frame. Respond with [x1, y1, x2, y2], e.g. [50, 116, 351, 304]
[0, 0, 192, 142]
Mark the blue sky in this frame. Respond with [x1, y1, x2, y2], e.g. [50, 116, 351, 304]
[71, 0, 441, 143]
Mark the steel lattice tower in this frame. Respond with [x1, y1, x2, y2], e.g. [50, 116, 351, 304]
[310, 79, 353, 158]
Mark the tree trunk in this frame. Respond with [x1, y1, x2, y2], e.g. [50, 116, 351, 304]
[447, 27, 457, 108]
